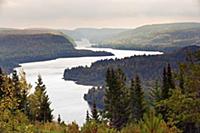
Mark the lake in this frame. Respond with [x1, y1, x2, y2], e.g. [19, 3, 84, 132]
[16, 42, 162, 125]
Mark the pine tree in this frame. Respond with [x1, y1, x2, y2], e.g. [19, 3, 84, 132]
[129, 75, 145, 122]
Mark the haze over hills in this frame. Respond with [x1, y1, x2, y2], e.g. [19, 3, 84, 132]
[94, 23, 200, 51]
[61, 28, 129, 43]
[0, 29, 113, 72]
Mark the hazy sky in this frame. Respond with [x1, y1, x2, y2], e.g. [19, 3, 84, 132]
[0, 0, 200, 29]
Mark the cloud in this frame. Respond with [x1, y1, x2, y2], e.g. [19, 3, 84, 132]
[0, 0, 200, 28]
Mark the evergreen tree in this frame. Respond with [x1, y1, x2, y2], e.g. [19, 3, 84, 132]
[178, 65, 185, 93]
[129, 75, 145, 122]
[162, 67, 169, 99]
[104, 68, 129, 129]
[167, 64, 175, 90]
[161, 64, 175, 99]
[29, 75, 53, 122]
[86, 110, 90, 123]
[12, 70, 20, 99]
[91, 101, 99, 122]
[57, 114, 61, 124]
[0, 68, 4, 99]
[11, 70, 27, 112]
[18, 71, 31, 114]
[149, 80, 162, 106]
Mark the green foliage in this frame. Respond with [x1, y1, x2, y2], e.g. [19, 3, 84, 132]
[66, 122, 79, 133]
[157, 89, 200, 132]
[0, 109, 34, 133]
[81, 120, 118, 133]
[0, 69, 34, 133]
[121, 110, 180, 133]
[34, 122, 67, 133]
[157, 60, 200, 132]
[138, 110, 180, 133]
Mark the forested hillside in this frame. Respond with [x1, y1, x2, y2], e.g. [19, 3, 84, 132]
[0, 29, 113, 72]
[95, 23, 200, 51]
[64, 45, 200, 87]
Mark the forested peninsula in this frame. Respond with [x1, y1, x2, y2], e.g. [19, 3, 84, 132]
[64, 45, 200, 87]
[0, 29, 113, 72]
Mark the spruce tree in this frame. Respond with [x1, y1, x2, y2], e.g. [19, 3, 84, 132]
[149, 80, 162, 106]
[29, 75, 53, 122]
[161, 67, 169, 99]
[0, 68, 4, 99]
[91, 101, 99, 122]
[104, 68, 129, 129]
[179, 66, 185, 93]
[129, 75, 145, 122]
[57, 114, 61, 124]
[86, 110, 90, 123]
[12, 70, 20, 99]
[161, 64, 175, 100]
[167, 64, 175, 90]
[18, 71, 31, 114]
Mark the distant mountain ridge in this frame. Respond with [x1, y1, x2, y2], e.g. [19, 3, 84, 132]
[93, 23, 200, 51]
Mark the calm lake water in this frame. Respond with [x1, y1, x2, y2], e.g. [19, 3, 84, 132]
[16, 42, 162, 125]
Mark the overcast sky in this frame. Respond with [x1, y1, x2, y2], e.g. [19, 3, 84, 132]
[0, 0, 200, 29]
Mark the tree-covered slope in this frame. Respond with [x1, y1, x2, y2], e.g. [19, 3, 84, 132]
[64, 45, 200, 87]
[95, 23, 200, 51]
[0, 29, 113, 72]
